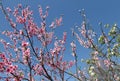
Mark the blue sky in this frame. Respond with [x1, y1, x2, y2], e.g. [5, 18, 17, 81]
[0, 0, 120, 80]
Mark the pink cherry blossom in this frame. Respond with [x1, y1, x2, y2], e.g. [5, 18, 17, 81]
[0, 62, 4, 72]
[6, 65, 17, 73]
[23, 48, 30, 57]
[56, 16, 62, 26]
[16, 16, 26, 24]
[18, 4, 22, 8]
[19, 30, 23, 35]
[104, 59, 111, 67]
[6, 7, 12, 13]
[63, 32, 67, 42]
[70, 42, 76, 51]
[49, 22, 55, 28]
[22, 41, 29, 47]
[68, 61, 74, 68]
[13, 8, 19, 17]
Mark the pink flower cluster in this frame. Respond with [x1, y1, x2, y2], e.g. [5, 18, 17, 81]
[6, 65, 17, 73]
[33, 64, 44, 75]
[39, 6, 49, 20]
[104, 59, 111, 67]
[0, 53, 18, 74]
[27, 19, 38, 37]
[74, 32, 92, 48]
[70, 41, 76, 51]
[15, 5, 32, 24]
[0, 3, 75, 81]
[49, 16, 63, 28]
[21, 41, 30, 64]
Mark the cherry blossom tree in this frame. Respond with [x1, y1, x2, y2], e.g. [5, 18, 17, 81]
[71, 10, 120, 81]
[0, 1, 120, 81]
[0, 2, 74, 81]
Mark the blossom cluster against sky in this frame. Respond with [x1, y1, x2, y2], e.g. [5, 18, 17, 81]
[0, 0, 120, 68]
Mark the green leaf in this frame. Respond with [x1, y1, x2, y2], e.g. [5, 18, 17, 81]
[98, 35, 105, 44]
[116, 34, 120, 43]
[108, 25, 117, 36]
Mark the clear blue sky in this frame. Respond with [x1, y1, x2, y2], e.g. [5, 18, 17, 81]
[0, 0, 120, 80]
